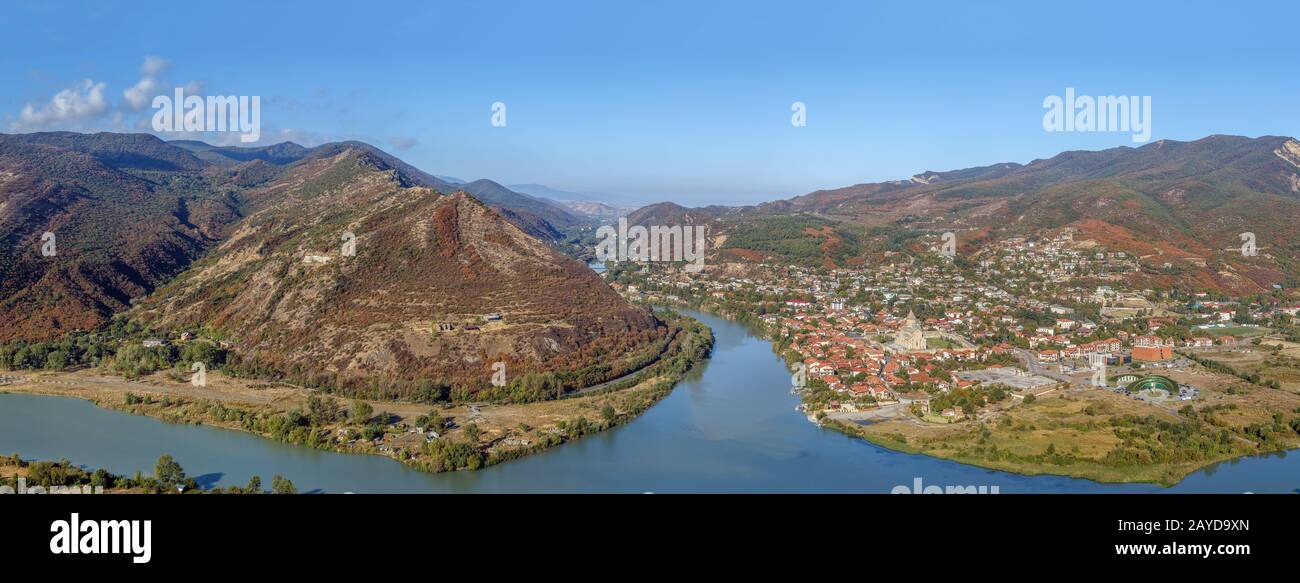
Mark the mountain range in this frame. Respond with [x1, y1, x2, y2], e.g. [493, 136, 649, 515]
[0, 132, 666, 399]
[175, 140, 596, 241]
[625, 135, 1300, 294]
[507, 184, 634, 219]
[7, 130, 1299, 395]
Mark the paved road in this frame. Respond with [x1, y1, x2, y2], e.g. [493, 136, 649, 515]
[1013, 349, 1087, 388]
[824, 402, 906, 423]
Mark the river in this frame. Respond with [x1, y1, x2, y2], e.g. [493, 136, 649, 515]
[1, 310, 1296, 493]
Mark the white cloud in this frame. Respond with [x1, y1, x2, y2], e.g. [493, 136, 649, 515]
[9, 55, 330, 150]
[123, 55, 175, 110]
[123, 77, 158, 110]
[12, 79, 110, 130]
[140, 55, 171, 77]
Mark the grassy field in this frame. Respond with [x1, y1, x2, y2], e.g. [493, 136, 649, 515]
[926, 337, 958, 349]
[920, 413, 955, 424]
[841, 363, 1300, 486]
[1193, 344, 1300, 394]
[1195, 325, 1270, 337]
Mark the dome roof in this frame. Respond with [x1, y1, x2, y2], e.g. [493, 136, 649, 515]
[1126, 375, 1178, 393]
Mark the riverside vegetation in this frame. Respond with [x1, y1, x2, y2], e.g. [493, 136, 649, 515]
[0, 453, 297, 494]
[1, 312, 713, 476]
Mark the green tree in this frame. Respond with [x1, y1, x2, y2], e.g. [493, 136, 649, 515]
[154, 454, 185, 490]
[416, 410, 444, 431]
[245, 475, 262, 494]
[307, 395, 340, 425]
[271, 474, 297, 494]
[45, 350, 68, 370]
[350, 400, 373, 424]
[90, 468, 112, 489]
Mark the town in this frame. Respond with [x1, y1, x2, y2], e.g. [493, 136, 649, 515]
[600, 228, 1300, 484]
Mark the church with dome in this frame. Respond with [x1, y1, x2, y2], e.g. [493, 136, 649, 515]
[891, 310, 927, 352]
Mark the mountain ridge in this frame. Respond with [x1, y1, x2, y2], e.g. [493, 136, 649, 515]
[128, 149, 664, 397]
[625, 134, 1300, 292]
[506, 183, 634, 219]
[0, 131, 658, 381]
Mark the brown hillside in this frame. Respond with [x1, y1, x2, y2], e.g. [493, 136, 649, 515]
[132, 149, 663, 397]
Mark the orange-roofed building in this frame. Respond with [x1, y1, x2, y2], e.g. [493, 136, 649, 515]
[1131, 345, 1173, 361]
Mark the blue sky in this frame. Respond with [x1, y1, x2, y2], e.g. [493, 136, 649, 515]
[2, 0, 1298, 206]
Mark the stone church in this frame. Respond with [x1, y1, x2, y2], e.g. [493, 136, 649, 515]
[894, 310, 926, 351]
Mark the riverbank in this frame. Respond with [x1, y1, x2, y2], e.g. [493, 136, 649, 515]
[8, 308, 1300, 492]
[638, 295, 1300, 487]
[0, 315, 714, 477]
[1, 454, 132, 494]
[813, 359, 1300, 486]
[0, 452, 300, 494]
